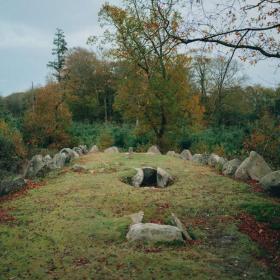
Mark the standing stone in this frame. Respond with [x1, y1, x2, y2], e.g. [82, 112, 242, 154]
[132, 168, 144, 187]
[235, 151, 272, 181]
[147, 145, 161, 155]
[157, 167, 173, 188]
[129, 211, 144, 224]
[180, 149, 192, 160]
[90, 145, 99, 153]
[223, 159, 241, 176]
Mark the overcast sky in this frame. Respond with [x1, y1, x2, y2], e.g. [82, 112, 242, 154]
[0, 0, 279, 96]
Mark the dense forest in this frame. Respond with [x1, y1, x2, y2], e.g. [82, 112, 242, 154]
[0, 0, 279, 180]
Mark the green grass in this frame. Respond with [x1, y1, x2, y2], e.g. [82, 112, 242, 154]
[241, 202, 280, 230]
[0, 153, 279, 279]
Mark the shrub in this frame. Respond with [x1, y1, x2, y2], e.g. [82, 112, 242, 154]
[189, 126, 246, 157]
[97, 130, 114, 150]
[0, 120, 27, 179]
[23, 84, 72, 150]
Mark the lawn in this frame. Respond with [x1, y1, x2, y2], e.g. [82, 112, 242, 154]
[0, 153, 279, 279]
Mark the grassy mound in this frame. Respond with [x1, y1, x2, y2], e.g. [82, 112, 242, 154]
[0, 153, 279, 279]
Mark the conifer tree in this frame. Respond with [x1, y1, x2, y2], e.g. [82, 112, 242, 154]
[47, 28, 68, 82]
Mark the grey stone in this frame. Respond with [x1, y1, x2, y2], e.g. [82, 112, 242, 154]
[0, 177, 27, 196]
[60, 148, 79, 163]
[171, 213, 192, 241]
[147, 145, 161, 155]
[79, 145, 88, 154]
[223, 159, 241, 176]
[166, 151, 181, 158]
[104, 146, 119, 153]
[129, 211, 144, 224]
[235, 151, 272, 181]
[44, 155, 52, 165]
[260, 171, 280, 196]
[192, 154, 209, 165]
[90, 145, 99, 153]
[126, 223, 184, 243]
[180, 149, 192, 160]
[52, 153, 67, 169]
[132, 168, 144, 187]
[208, 154, 221, 167]
[25, 155, 48, 178]
[73, 147, 83, 156]
[157, 167, 173, 188]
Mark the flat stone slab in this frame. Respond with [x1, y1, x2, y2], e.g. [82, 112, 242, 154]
[126, 212, 192, 243]
[126, 223, 184, 242]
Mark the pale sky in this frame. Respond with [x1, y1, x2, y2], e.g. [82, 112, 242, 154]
[0, 0, 279, 96]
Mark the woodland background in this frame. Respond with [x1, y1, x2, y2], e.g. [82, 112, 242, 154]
[0, 0, 279, 179]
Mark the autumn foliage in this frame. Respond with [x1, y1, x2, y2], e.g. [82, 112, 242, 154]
[23, 83, 72, 149]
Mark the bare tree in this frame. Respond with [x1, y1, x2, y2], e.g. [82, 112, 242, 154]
[156, 0, 280, 59]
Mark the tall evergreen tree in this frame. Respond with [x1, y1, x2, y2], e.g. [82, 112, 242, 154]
[47, 28, 68, 82]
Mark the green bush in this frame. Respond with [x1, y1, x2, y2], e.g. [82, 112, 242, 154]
[69, 122, 152, 151]
[189, 126, 247, 157]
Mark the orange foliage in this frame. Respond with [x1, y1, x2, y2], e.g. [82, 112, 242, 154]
[0, 120, 26, 158]
[23, 83, 72, 149]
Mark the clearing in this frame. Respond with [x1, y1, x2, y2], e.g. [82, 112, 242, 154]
[0, 153, 279, 279]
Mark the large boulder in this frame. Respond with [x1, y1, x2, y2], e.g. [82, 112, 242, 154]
[104, 146, 119, 153]
[25, 155, 48, 178]
[126, 223, 184, 243]
[60, 148, 79, 163]
[0, 177, 27, 196]
[192, 154, 209, 165]
[157, 167, 173, 188]
[223, 159, 241, 176]
[180, 149, 192, 160]
[260, 171, 280, 196]
[90, 145, 99, 153]
[235, 151, 272, 181]
[79, 145, 88, 154]
[208, 154, 220, 167]
[147, 145, 161, 155]
[51, 153, 67, 169]
[208, 154, 227, 168]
